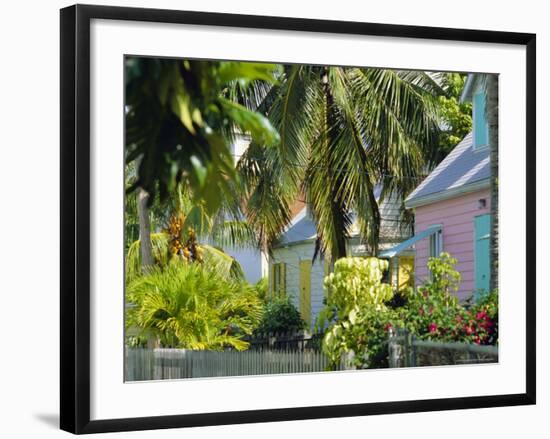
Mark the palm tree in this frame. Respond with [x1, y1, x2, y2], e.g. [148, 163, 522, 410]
[136, 187, 154, 269]
[237, 66, 442, 261]
[485, 74, 499, 292]
[125, 183, 255, 282]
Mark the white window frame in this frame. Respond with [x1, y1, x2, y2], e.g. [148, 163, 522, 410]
[429, 227, 443, 258]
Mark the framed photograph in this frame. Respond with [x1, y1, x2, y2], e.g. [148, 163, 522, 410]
[60, 4, 536, 434]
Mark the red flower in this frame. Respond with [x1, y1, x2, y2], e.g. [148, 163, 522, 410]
[463, 325, 473, 335]
[384, 322, 393, 332]
[428, 323, 438, 333]
[476, 311, 487, 320]
[473, 336, 481, 345]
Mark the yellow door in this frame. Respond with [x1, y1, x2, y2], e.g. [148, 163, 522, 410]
[398, 256, 415, 291]
[299, 260, 312, 325]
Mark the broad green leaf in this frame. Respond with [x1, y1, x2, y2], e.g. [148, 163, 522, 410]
[219, 98, 280, 146]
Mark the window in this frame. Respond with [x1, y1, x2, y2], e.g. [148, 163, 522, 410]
[381, 258, 392, 284]
[428, 229, 443, 280]
[473, 91, 489, 149]
[429, 229, 443, 258]
[271, 262, 286, 296]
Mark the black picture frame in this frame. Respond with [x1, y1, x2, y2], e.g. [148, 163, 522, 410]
[60, 4, 536, 434]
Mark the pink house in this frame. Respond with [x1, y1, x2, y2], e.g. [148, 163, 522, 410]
[380, 74, 492, 301]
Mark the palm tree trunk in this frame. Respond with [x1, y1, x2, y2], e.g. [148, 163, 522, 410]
[137, 187, 154, 269]
[366, 185, 381, 256]
[486, 74, 499, 292]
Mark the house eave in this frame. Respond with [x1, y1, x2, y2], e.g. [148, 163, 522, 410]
[405, 178, 490, 209]
[272, 233, 410, 250]
[272, 237, 315, 249]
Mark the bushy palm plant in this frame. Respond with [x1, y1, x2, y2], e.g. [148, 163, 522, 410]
[125, 233, 245, 284]
[125, 183, 255, 282]
[126, 262, 263, 350]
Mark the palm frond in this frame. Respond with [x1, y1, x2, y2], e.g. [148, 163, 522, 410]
[210, 220, 257, 249]
[201, 244, 246, 281]
[125, 233, 170, 283]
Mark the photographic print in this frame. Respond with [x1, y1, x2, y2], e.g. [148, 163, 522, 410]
[60, 5, 535, 433]
[123, 57, 499, 381]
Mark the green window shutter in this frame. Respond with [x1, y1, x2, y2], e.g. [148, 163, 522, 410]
[474, 91, 489, 148]
[474, 214, 491, 296]
[270, 263, 276, 296]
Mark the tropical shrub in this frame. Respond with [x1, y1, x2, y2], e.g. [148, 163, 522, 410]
[255, 296, 306, 334]
[463, 289, 498, 345]
[392, 253, 465, 341]
[126, 261, 263, 350]
[125, 232, 245, 284]
[392, 254, 498, 345]
[318, 257, 394, 369]
[319, 253, 499, 370]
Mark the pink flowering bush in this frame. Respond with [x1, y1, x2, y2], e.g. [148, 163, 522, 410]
[392, 254, 498, 346]
[317, 253, 498, 370]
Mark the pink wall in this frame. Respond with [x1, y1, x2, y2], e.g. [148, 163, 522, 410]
[414, 189, 491, 301]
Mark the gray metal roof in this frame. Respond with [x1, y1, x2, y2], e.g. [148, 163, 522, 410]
[405, 132, 490, 208]
[275, 185, 400, 247]
[275, 208, 317, 246]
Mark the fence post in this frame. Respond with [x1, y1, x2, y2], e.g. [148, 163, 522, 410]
[409, 333, 417, 367]
[401, 330, 409, 367]
[467, 345, 477, 364]
[388, 327, 397, 368]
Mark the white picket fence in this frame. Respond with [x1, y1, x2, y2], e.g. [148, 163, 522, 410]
[126, 348, 339, 381]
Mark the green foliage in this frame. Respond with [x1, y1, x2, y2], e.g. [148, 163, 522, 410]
[125, 57, 281, 212]
[255, 296, 306, 334]
[125, 232, 245, 284]
[464, 289, 499, 345]
[126, 233, 171, 284]
[391, 253, 465, 342]
[319, 254, 498, 370]
[424, 252, 461, 298]
[391, 253, 498, 350]
[126, 262, 263, 350]
[318, 257, 394, 369]
[390, 254, 498, 346]
[433, 73, 472, 163]
[323, 257, 393, 317]
[253, 277, 269, 302]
